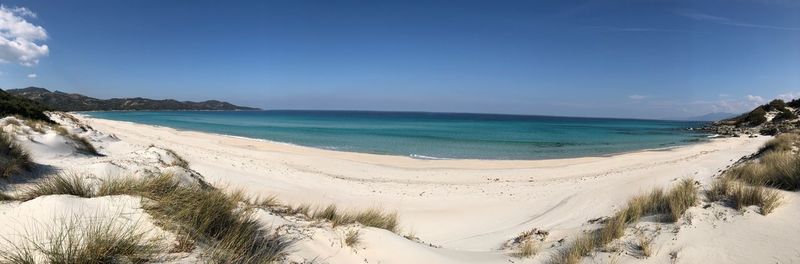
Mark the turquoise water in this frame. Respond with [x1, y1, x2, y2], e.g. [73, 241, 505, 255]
[84, 111, 709, 160]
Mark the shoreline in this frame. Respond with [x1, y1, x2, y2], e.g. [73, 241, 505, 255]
[79, 115, 770, 252]
[78, 114, 712, 164]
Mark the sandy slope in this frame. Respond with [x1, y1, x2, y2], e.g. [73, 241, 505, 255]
[74, 116, 794, 264]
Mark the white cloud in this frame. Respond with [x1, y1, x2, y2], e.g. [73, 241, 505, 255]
[27, 73, 36, 78]
[0, 5, 49, 66]
[628, 95, 647, 100]
[777, 92, 800, 101]
[746, 95, 764, 103]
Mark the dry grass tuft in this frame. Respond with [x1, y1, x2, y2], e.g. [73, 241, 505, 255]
[665, 179, 699, 222]
[98, 173, 292, 263]
[20, 173, 94, 201]
[290, 203, 312, 217]
[0, 219, 161, 264]
[551, 234, 596, 264]
[351, 208, 398, 232]
[512, 240, 539, 258]
[164, 148, 189, 169]
[635, 233, 652, 258]
[759, 133, 799, 153]
[312, 204, 340, 222]
[55, 126, 100, 156]
[728, 184, 782, 215]
[344, 229, 360, 248]
[708, 177, 733, 202]
[304, 204, 398, 232]
[0, 130, 33, 178]
[551, 179, 697, 264]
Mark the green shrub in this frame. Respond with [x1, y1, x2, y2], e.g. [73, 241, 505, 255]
[745, 108, 767, 126]
[0, 89, 53, 123]
[774, 109, 797, 122]
[788, 98, 800, 108]
[768, 99, 787, 111]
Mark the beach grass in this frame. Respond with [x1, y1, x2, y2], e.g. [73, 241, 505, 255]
[20, 173, 94, 201]
[282, 203, 398, 232]
[758, 133, 799, 154]
[551, 179, 697, 264]
[54, 126, 100, 156]
[512, 240, 539, 258]
[0, 218, 161, 264]
[636, 233, 652, 258]
[99, 173, 293, 263]
[344, 229, 361, 247]
[721, 183, 782, 215]
[707, 133, 798, 214]
[163, 148, 189, 169]
[0, 130, 33, 178]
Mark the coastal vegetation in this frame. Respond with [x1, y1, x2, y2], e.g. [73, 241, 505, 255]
[552, 179, 698, 264]
[0, 218, 162, 264]
[708, 132, 799, 214]
[13, 173, 293, 263]
[276, 203, 399, 232]
[19, 173, 94, 201]
[0, 130, 33, 178]
[0, 89, 52, 122]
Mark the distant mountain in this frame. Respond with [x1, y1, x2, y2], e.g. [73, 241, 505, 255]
[683, 112, 737, 121]
[6, 87, 260, 112]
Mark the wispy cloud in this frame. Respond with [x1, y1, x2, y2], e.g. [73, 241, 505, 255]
[27, 73, 36, 78]
[628, 95, 647, 100]
[586, 26, 687, 33]
[777, 92, 800, 101]
[677, 10, 800, 31]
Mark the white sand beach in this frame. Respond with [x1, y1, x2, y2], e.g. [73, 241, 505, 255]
[2, 113, 799, 264]
[78, 116, 798, 263]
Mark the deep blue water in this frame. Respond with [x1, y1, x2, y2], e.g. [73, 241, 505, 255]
[84, 111, 709, 160]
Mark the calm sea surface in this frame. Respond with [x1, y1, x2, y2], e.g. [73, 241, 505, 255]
[84, 111, 709, 160]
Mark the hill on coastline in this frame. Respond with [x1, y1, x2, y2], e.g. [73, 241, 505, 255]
[707, 98, 800, 136]
[6, 87, 260, 112]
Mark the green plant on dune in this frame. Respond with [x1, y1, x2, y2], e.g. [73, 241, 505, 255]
[0, 130, 33, 178]
[551, 179, 697, 264]
[101, 174, 293, 263]
[0, 218, 162, 264]
[19, 173, 95, 201]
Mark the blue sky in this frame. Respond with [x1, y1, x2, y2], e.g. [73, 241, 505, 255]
[0, 0, 798, 119]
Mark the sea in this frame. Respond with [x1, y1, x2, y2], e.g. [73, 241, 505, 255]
[84, 110, 710, 160]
